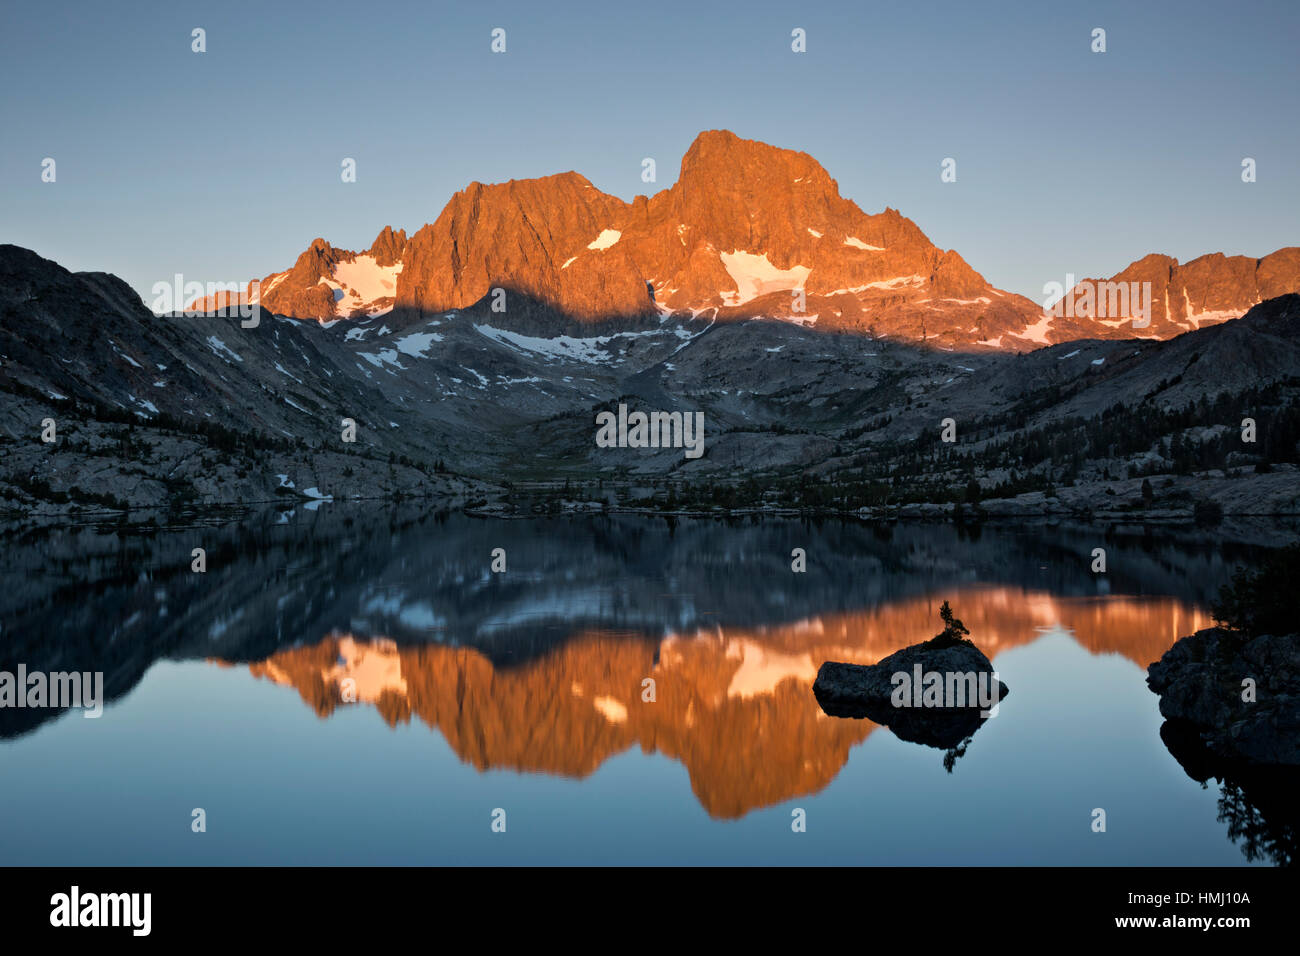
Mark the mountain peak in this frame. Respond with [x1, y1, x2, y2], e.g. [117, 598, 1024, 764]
[678, 129, 832, 191]
[223, 134, 1300, 347]
[688, 128, 742, 147]
[367, 226, 407, 266]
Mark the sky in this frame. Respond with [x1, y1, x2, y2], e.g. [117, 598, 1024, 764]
[2, 0, 1297, 304]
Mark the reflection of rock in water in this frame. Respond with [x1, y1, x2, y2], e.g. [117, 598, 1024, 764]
[1148, 547, 1299, 865]
[1159, 719, 1298, 867]
[0, 510, 1232, 739]
[813, 603, 1009, 771]
[1148, 627, 1300, 766]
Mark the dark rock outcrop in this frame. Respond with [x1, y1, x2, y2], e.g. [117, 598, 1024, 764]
[1147, 627, 1300, 766]
[814, 606, 1008, 764]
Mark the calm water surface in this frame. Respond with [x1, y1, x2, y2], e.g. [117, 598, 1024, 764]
[0, 508, 1291, 865]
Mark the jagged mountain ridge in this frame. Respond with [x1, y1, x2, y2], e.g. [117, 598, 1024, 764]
[1039, 247, 1300, 345]
[191, 130, 1299, 349]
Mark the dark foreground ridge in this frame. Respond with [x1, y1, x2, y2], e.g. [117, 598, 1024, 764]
[3, 242, 1300, 520]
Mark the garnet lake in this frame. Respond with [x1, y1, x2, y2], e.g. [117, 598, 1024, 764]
[0, 507, 1292, 866]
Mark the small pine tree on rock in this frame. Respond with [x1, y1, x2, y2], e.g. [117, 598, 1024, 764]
[932, 600, 971, 648]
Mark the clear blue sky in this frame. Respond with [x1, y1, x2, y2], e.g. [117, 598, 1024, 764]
[2, 0, 1297, 303]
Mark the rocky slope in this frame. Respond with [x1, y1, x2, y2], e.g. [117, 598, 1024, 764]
[0, 244, 488, 512]
[4, 242, 1299, 516]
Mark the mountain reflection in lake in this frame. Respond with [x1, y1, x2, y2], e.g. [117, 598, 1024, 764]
[0, 507, 1293, 865]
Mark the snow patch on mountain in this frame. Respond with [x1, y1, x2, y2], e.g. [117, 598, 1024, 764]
[394, 330, 444, 358]
[358, 348, 406, 370]
[1185, 309, 1241, 329]
[719, 251, 811, 306]
[474, 323, 688, 364]
[317, 255, 403, 317]
[825, 275, 926, 295]
[475, 325, 620, 363]
[587, 229, 622, 251]
[254, 272, 289, 302]
[110, 341, 144, 368]
[205, 336, 243, 363]
[1015, 312, 1055, 345]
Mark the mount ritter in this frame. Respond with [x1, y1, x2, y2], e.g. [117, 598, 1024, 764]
[2, 130, 1298, 520]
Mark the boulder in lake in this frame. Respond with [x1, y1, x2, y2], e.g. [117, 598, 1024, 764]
[813, 602, 1009, 759]
[1147, 626, 1300, 767]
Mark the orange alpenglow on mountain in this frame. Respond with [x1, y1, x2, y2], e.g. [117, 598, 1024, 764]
[190, 130, 1300, 350]
[242, 589, 1208, 819]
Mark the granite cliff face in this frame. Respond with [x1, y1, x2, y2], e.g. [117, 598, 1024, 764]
[191, 130, 1299, 350]
[1040, 248, 1300, 345]
[400, 171, 643, 319]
